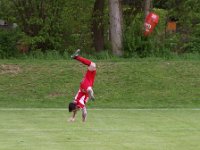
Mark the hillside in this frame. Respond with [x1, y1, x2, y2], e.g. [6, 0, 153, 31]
[0, 59, 200, 108]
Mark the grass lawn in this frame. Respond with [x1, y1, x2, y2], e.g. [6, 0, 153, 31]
[0, 59, 200, 108]
[0, 58, 199, 149]
[0, 108, 200, 150]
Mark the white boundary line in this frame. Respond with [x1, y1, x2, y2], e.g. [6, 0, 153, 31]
[0, 108, 200, 111]
[0, 128, 199, 132]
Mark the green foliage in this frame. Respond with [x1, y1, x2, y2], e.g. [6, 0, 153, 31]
[163, 0, 200, 54]
[178, 22, 200, 54]
[9, 0, 67, 52]
[17, 49, 70, 60]
[0, 0, 14, 21]
[123, 10, 171, 58]
[188, 24, 200, 53]
[62, 1, 94, 51]
[1, 0, 200, 58]
[93, 51, 116, 60]
[2, 0, 95, 55]
[0, 29, 22, 58]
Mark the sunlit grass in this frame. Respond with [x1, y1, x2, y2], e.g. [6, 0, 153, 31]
[0, 108, 200, 150]
[0, 59, 200, 108]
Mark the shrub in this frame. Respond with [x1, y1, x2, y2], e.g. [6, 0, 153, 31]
[123, 13, 166, 58]
[0, 29, 22, 58]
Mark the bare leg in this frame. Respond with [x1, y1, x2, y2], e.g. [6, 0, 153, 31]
[71, 49, 91, 66]
[72, 49, 96, 100]
[82, 107, 87, 122]
[87, 87, 95, 100]
[68, 110, 77, 122]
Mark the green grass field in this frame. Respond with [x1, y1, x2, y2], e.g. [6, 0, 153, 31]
[0, 59, 200, 108]
[0, 108, 200, 150]
[0, 58, 200, 150]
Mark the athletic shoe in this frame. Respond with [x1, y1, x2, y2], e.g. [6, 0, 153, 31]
[71, 49, 80, 59]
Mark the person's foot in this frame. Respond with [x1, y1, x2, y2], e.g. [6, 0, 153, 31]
[87, 88, 95, 101]
[71, 49, 80, 59]
[68, 117, 75, 122]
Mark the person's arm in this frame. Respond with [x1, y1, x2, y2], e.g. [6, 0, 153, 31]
[68, 110, 77, 122]
[82, 107, 87, 122]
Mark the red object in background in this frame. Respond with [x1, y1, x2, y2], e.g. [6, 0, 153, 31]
[144, 12, 159, 36]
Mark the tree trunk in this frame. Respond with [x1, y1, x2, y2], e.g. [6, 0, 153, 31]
[109, 0, 123, 56]
[143, 0, 153, 33]
[92, 0, 105, 52]
[144, 0, 152, 17]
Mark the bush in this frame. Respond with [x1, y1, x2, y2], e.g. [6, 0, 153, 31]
[183, 24, 200, 53]
[0, 29, 22, 58]
[123, 13, 168, 58]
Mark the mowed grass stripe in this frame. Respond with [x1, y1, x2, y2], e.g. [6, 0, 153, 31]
[1, 128, 200, 132]
[0, 109, 200, 150]
[0, 108, 200, 111]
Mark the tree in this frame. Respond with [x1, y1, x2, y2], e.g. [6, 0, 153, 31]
[155, 0, 200, 53]
[91, 0, 105, 52]
[0, 0, 12, 20]
[144, 0, 152, 17]
[109, 0, 123, 56]
[10, 0, 66, 52]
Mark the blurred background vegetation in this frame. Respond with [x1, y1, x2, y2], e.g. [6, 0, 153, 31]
[0, 0, 200, 59]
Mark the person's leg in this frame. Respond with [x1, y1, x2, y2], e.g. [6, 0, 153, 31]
[87, 86, 95, 100]
[72, 49, 96, 100]
[71, 49, 91, 66]
[85, 62, 96, 100]
[82, 107, 87, 122]
[71, 49, 80, 59]
[71, 49, 97, 70]
[75, 56, 92, 66]
[74, 89, 86, 108]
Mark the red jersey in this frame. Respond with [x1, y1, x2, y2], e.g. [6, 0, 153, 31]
[80, 69, 96, 91]
[74, 89, 89, 109]
[74, 69, 96, 109]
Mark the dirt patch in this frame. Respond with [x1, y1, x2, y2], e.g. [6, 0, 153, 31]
[0, 64, 21, 75]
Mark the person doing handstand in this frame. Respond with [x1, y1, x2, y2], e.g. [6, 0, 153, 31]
[68, 49, 96, 122]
